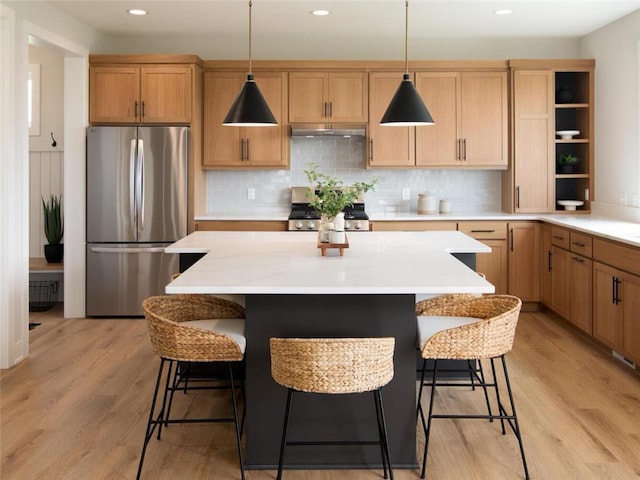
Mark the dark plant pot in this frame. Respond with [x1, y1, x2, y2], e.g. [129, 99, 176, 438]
[44, 244, 64, 263]
[557, 165, 575, 174]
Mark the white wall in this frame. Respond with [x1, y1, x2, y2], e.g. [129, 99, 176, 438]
[581, 10, 640, 220]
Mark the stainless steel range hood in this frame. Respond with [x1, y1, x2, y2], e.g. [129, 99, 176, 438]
[290, 123, 366, 138]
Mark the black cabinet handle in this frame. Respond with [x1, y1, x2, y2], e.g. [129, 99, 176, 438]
[141, 101, 145, 118]
[369, 139, 373, 162]
[457, 139, 461, 161]
[572, 241, 585, 247]
[548, 251, 552, 271]
[134, 100, 138, 118]
[552, 235, 565, 240]
[516, 186, 520, 209]
[246, 138, 250, 161]
[471, 229, 496, 233]
[510, 228, 514, 252]
[614, 277, 622, 305]
[329, 101, 333, 118]
[240, 139, 245, 161]
[572, 256, 584, 263]
[463, 138, 467, 161]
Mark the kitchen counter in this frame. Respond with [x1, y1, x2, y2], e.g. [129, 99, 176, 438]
[165, 230, 493, 469]
[166, 230, 493, 295]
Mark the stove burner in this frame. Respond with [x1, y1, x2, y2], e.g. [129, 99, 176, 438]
[288, 209, 321, 220]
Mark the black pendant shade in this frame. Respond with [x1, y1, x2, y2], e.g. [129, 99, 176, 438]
[222, 74, 277, 126]
[380, 74, 434, 126]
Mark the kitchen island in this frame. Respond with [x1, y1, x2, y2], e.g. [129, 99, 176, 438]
[166, 231, 493, 469]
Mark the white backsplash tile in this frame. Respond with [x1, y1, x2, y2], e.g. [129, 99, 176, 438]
[205, 137, 502, 214]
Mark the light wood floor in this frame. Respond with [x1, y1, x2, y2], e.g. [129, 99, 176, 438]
[2, 305, 640, 479]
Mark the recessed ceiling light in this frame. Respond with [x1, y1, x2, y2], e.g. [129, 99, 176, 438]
[311, 9, 330, 16]
[494, 9, 513, 15]
[127, 9, 147, 16]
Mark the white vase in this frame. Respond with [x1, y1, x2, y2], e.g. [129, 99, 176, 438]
[319, 214, 334, 243]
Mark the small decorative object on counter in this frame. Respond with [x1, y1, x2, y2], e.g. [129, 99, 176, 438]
[557, 153, 579, 174]
[439, 198, 452, 214]
[305, 163, 377, 244]
[418, 192, 438, 215]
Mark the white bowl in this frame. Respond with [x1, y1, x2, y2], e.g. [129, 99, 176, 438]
[557, 200, 584, 211]
[556, 130, 580, 140]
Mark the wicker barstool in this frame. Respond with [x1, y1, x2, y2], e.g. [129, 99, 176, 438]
[415, 294, 530, 480]
[137, 294, 247, 480]
[270, 337, 396, 480]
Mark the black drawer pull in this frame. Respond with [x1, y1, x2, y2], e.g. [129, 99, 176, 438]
[572, 256, 584, 263]
[552, 235, 565, 240]
[572, 241, 586, 247]
[470, 229, 496, 233]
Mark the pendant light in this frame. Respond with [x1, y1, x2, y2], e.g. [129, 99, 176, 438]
[223, 0, 277, 126]
[380, 0, 434, 126]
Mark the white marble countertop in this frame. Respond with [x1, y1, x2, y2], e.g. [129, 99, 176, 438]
[165, 231, 493, 295]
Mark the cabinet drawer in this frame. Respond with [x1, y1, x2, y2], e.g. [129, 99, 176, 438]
[569, 232, 593, 258]
[593, 238, 640, 277]
[550, 226, 570, 249]
[457, 221, 507, 239]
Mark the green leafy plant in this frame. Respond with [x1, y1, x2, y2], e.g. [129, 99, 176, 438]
[557, 153, 579, 166]
[304, 163, 377, 219]
[41, 195, 63, 245]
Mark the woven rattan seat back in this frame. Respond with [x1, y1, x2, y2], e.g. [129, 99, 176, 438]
[416, 294, 522, 360]
[270, 337, 395, 394]
[142, 294, 246, 362]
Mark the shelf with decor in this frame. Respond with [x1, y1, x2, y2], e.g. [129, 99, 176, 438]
[553, 69, 593, 213]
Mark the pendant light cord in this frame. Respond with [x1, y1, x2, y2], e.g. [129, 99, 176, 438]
[404, 0, 409, 74]
[248, 0, 253, 76]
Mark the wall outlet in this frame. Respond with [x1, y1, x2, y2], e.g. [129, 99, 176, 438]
[401, 187, 410, 200]
[247, 188, 255, 200]
[619, 192, 627, 205]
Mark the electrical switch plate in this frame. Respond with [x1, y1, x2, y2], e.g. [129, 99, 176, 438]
[401, 187, 410, 200]
[247, 188, 255, 200]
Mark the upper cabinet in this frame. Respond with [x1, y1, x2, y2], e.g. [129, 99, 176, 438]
[511, 70, 555, 213]
[90, 64, 192, 124]
[289, 72, 368, 123]
[416, 71, 508, 168]
[203, 71, 289, 169]
[506, 60, 594, 213]
[367, 72, 415, 167]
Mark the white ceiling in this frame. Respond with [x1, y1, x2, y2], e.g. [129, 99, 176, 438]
[46, 0, 640, 40]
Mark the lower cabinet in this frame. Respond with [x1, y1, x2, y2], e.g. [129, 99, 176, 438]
[539, 223, 552, 305]
[508, 221, 540, 301]
[195, 221, 287, 231]
[593, 261, 640, 365]
[370, 221, 457, 231]
[550, 245, 570, 319]
[568, 253, 592, 334]
[457, 221, 507, 294]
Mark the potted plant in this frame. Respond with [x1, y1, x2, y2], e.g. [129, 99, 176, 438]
[305, 163, 377, 242]
[557, 153, 579, 174]
[41, 194, 64, 263]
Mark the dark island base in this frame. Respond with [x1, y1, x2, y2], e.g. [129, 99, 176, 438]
[245, 294, 419, 470]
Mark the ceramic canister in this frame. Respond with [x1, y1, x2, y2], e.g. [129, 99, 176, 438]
[439, 198, 452, 214]
[418, 193, 438, 214]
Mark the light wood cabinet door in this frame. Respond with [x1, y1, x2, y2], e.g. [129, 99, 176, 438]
[90, 66, 140, 123]
[460, 72, 508, 168]
[621, 270, 640, 365]
[551, 246, 570, 319]
[289, 72, 367, 123]
[203, 72, 244, 167]
[415, 72, 459, 166]
[416, 72, 507, 168]
[368, 72, 414, 167]
[140, 66, 192, 123]
[593, 262, 620, 349]
[476, 239, 508, 294]
[508, 222, 540, 302]
[539, 223, 552, 306]
[512, 70, 554, 212]
[203, 72, 288, 168]
[569, 254, 592, 334]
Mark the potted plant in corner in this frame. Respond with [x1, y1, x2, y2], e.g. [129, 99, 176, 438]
[41, 194, 64, 263]
[305, 163, 377, 243]
[557, 153, 579, 174]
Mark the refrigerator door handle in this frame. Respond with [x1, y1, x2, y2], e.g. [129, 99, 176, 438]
[129, 139, 137, 232]
[90, 246, 167, 254]
[136, 138, 145, 237]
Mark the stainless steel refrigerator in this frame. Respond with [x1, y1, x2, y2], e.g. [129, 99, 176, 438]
[86, 126, 188, 316]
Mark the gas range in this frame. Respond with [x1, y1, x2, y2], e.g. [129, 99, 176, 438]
[287, 187, 370, 232]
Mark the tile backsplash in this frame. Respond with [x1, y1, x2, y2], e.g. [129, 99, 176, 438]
[205, 137, 502, 214]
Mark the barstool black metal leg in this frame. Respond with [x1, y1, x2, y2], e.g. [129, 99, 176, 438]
[228, 363, 246, 480]
[490, 358, 507, 434]
[477, 359, 494, 422]
[136, 358, 166, 480]
[277, 389, 294, 480]
[421, 359, 439, 479]
[500, 356, 530, 480]
[164, 360, 183, 426]
[373, 390, 390, 479]
[375, 389, 394, 480]
[157, 360, 175, 438]
[467, 360, 477, 390]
